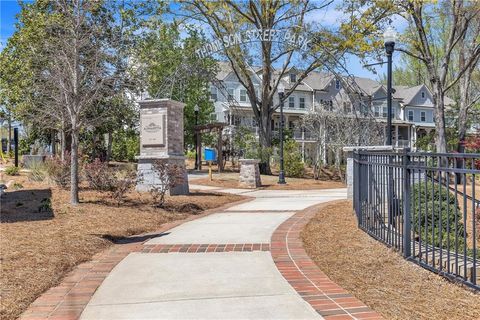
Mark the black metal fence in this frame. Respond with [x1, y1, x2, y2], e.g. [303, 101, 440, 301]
[353, 149, 479, 290]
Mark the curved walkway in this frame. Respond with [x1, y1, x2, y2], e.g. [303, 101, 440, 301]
[20, 185, 382, 320]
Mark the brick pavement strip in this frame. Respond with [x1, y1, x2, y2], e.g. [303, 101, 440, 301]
[270, 203, 384, 320]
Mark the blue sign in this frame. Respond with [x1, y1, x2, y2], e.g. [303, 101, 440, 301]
[204, 148, 216, 161]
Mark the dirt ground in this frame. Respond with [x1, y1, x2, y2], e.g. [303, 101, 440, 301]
[192, 172, 345, 190]
[0, 173, 244, 320]
[302, 200, 480, 320]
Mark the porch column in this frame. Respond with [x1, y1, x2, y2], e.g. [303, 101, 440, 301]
[412, 126, 417, 151]
[395, 125, 399, 147]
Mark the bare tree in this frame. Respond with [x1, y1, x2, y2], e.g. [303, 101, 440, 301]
[456, 11, 480, 154]
[303, 105, 383, 180]
[395, 0, 480, 153]
[27, 0, 132, 204]
[181, 0, 338, 173]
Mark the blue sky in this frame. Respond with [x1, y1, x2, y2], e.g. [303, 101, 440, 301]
[0, 0, 405, 80]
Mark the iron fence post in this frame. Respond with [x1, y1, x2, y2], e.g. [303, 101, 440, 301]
[402, 148, 412, 258]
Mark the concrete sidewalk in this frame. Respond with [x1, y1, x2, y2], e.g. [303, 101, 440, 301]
[80, 187, 347, 320]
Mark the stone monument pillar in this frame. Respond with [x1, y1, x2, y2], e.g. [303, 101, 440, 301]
[239, 159, 262, 189]
[136, 99, 189, 195]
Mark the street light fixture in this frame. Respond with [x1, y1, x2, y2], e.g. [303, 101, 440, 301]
[277, 83, 286, 184]
[194, 104, 200, 170]
[383, 26, 397, 146]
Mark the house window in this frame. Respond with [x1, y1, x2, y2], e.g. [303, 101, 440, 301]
[240, 89, 247, 102]
[289, 96, 295, 108]
[421, 91, 425, 99]
[374, 106, 380, 117]
[382, 107, 388, 118]
[408, 110, 414, 121]
[210, 86, 218, 101]
[290, 73, 296, 83]
[227, 88, 234, 100]
[335, 79, 341, 90]
[299, 97, 305, 109]
[343, 102, 351, 113]
[421, 111, 426, 122]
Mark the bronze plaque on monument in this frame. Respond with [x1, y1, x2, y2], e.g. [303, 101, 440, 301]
[141, 113, 166, 147]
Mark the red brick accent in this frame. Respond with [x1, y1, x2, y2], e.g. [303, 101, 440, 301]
[141, 243, 269, 253]
[271, 205, 384, 320]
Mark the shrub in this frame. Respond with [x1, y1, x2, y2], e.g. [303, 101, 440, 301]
[412, 181, 464, 249]
[110, 171, 136, 205]
[111, 129, 139, 162]
[84, 159, 115, 191]
[148, 161, 186, 208]
[44, 156, 71, 188]
[284, 139, 304, 178]
[4, 166, 20, 176]
[186, 150, 195, 160]
[28, 162, 47, 182]
[12, 182, 23, 190]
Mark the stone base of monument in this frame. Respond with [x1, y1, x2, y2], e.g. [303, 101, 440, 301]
[135, 99, 189, 195]
[239, 159, 261, 189]
[136, 157, 189, 195]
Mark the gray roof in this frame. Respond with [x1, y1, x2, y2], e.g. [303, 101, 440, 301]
[302, 71, 334, 91]
[344, 76, 384, 96]
[216, 61, 234, 81]
[394, 84, 455, 106]
[393, 85, 423, 104]
[214, 61, 455, 105]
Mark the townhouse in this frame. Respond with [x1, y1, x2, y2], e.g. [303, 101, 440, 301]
[210, 61, 457, 161]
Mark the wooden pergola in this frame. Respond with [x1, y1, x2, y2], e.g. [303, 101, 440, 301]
[194, 122, 227, 171]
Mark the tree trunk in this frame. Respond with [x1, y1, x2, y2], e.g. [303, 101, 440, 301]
[70, 127, 80, 205]
[51, 130, 56, 156]
[431, 82, 448, 153]
[258, 111, 272, 175]
[7, 113, 11, 154]
[106, 132, 113, 162]
[455, 70, 470, 183]
[60, 129, 66, 161]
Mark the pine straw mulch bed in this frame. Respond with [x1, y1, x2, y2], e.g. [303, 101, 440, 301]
[302, 200, 480, 320]
[192, 172, 345, 190]
[0, 174, 245, 320]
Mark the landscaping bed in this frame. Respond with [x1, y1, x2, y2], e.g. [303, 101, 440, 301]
[0, 173, 245, 320]
[192, 172, 345, 190]
[302, 200, 480, 320]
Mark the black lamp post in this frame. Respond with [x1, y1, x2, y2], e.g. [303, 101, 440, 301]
[194, 104, 199, 170]
[384, 26, 397, 146]
[278, 83, 286, 184]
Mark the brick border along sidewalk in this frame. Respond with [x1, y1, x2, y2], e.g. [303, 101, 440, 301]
[271, 202, 383, 320]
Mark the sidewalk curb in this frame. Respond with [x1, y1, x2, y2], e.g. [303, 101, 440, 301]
[271, 201, 384, 320]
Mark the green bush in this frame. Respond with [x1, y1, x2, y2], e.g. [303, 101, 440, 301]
[111, 129, 139, 162]
[283, 139, 304, 178]
[4, 166, 19, 176]
[412, 181, 466, 251]
[186, 150, 195, 160]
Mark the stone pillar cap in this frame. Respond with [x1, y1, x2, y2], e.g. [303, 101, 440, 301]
[239, 159, 260, 164]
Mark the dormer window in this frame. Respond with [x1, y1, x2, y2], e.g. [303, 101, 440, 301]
[421, 91, 425, 98]
[290, 73, 296, 83]
[335, 79, 341, 90]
